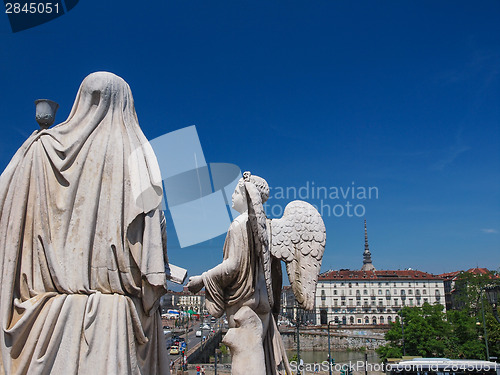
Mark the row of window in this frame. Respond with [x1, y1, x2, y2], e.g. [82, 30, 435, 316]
[319, 310, 398, 325]
[322, 282, 442, 288]
[321, 289, 440, 297]
[326, 296, 438, 307]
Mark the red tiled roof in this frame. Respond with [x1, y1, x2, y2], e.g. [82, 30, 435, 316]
[438, 271, 461, 280]
[438, 268, 497, 281]
[319, 269, 442, 281]
[466, 267, 492, 275]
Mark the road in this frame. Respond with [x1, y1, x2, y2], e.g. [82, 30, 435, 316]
[162, 318, 220, 366]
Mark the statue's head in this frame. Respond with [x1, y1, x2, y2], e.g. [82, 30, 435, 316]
[232, 172, 269, 214]
[66, 72, 134, 121]
[80, 71, 128, 95]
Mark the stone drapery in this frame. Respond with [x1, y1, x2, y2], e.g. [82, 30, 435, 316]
[0, 72, 169, 374]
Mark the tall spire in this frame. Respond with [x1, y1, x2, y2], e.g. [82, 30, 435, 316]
[361, 219, 376, 271]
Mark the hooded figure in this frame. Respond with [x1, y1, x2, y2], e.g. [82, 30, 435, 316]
[0, 72, 171, 374]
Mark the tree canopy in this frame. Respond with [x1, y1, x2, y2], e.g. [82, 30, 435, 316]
[377, 271, 499, 362]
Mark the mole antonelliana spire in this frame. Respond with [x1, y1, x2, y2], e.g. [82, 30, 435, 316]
[361, 219, 376, 271]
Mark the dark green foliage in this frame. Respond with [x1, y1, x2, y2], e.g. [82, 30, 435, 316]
[446, 309, 484, 359]
[219, 344, 229, 355]
[377, 271, 500, 362]
[377, 304, 451, 360]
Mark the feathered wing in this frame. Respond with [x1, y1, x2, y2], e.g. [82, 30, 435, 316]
[270, 201, 326, 311]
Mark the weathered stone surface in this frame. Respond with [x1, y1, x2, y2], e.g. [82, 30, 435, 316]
[0, 72, 185, 374]
[188, 172, 326, 375]
[279, 329, 387, 351]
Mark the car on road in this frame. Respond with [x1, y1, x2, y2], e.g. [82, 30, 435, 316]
[169, 345, 180, 355]
[166, 338, 175, 349]
[195, 330, 202, 337]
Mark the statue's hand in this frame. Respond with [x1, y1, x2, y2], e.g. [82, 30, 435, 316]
[187, 275, 204, 293]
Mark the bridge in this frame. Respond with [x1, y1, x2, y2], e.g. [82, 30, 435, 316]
[171, 325, 227, 367]
[187, 328, 225, 363]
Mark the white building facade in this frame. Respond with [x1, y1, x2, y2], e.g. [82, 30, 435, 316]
[315, 269, 446, 326]
[176, 288, 206, 313]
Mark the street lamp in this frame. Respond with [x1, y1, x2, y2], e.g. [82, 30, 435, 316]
[479, 289, 490, 360]
[200, 325, 204, 349]
[327, 320, 335, 375]
[484, 285, 500, 324]
[296, 310, 301, 371]
[477, 284, 500, 361]
[399, 309, 406, 356]
[215, 347, 221, 375]
[295, 303, 303, 374]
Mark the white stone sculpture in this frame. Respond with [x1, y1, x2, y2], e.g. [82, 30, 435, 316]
[187, 172, 326, 375]
[0, 72, 186, 375]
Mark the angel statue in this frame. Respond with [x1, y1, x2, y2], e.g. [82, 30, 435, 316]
[187, 172, 326, 375]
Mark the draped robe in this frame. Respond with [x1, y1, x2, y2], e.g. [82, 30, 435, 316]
[0, 72, 169, 374]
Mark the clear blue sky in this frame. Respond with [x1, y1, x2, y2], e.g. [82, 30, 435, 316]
[0, 1, 499, 283]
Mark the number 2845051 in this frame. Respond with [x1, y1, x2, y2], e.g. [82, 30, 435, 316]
[5, 3, 60, 14]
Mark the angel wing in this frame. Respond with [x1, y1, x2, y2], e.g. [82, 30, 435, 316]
[270, 200, 326, 311]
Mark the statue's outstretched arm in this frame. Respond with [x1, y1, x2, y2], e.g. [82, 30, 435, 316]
[187, 218, 246, 293]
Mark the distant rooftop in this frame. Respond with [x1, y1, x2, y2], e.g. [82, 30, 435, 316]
[319, 269, 443, 281]
[438, 267, 497, 280]
[168, 288, 205, 296]
[464, 267, 493, 275]
[438, 271, 461, 280]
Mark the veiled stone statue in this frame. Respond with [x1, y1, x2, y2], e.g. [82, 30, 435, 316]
[187, 172, 326, 375]
[0, 72, 185, 374]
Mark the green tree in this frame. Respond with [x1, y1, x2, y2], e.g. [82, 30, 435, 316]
[485, 312, 500, 358]
[404, 303, 450, 357]
[452, 272, 497, 312]
[377, 315, 404, 361]
[377, 304, 450, 361]
[376, 340, 402, 362]
[452, 271, 500, 360]
[446, 309, 484, 359]
[377, 270, 500, 362]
